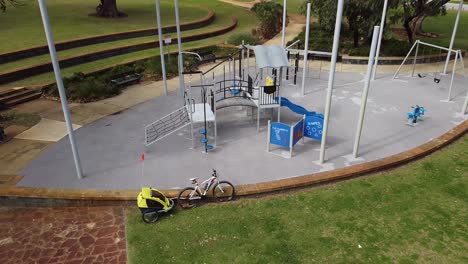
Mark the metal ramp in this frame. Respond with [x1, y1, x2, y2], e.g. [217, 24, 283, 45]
[145, 106, 190, 146]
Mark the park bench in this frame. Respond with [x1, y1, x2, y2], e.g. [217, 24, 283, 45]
[110, 71, 142, 89]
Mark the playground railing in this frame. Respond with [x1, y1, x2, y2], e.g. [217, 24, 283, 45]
[258, 85, 280, 106]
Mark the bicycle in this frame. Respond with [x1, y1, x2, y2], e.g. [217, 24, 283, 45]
[177, 169, 235, 209]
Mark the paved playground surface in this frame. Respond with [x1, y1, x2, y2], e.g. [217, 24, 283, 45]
[18, 68, 467, 190]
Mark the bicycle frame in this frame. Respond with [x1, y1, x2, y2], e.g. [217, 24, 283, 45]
[188, 176, 217, 199]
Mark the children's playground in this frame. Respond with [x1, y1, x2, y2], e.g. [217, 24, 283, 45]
[10, 0, 466, 191]
[18, 42, 467, 190]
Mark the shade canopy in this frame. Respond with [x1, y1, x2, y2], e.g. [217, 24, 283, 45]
[253, 45, 289, 69]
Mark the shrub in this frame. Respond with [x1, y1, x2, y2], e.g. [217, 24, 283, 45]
[227, 33, 260, 46]
[381, 39, 411, 56]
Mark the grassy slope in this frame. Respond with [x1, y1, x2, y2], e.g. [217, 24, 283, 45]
[0, 0, 207, 52]
[127, 136, 468, 263]
[421, 10, 468, 51]
[0, 0, 257, 87]
[0, 14, 233, 73]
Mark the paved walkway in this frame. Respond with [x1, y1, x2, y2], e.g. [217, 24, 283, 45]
[0, 206, 127, 264]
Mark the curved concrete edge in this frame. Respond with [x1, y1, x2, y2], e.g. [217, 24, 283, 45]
[1, 120, 466, 205]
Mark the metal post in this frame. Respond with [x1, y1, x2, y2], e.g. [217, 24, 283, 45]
[174, 0, 184, 96]
[38, 0, 83, 179]
[392, 40, 419, 80]
[447, 50, 459, 101]
[281, 0, 287, 48]
[155, 0, 168, 96]
[411, 40, 420, 77]
[247, 48, 250, 75]
[462, 90, 468, 114]
[188, 76, 194, 149]
[267, 120, 271, 152]
[444, 0, 464, 74]
[353, 26, 380, 158]
[301, 3, 311, 97]
[319, 0, 345, 164]
[372, 0, 389, 80]
[289, 123, 293, 158]
[278, 68, 283, 122]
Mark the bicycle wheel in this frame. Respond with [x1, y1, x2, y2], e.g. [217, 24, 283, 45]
[178, 187, 202, 209]
[142, 211, 159, 224]
[212, 181, 235, 202]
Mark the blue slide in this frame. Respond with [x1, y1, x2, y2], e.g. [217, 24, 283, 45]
[278, 97, 324, 118]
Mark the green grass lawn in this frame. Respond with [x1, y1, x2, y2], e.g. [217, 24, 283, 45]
[127, 136, 468, 263]
[0, 0, 209, 52]
[419, 10, 468, 50]
[0, 14, 235, 73]
[0, 0, 258, 87]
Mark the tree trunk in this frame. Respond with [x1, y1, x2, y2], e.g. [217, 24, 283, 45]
[414, 15, 426, 35]
[96, 0, 125, 18]
[404, 18, 414, 44]
[353, 28, 359, 48]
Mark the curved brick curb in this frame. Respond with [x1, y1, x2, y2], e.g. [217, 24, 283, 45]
[0, 9, 215, 64]
[0, 17, 238, 85]
[0, 120, 466, 206]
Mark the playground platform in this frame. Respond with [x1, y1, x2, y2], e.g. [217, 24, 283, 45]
[13, 69, 468, 193]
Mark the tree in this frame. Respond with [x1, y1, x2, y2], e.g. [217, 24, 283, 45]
[300, 0, 391, 48]
[95, 0, 126, 18]
[1, 0, 20, 12]
[251, 1, 286, 39]
[398, 0, 449, 43]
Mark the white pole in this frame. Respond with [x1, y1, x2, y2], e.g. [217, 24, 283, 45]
[411, 41, 420, 77]
[372, 0, 389, 80]
[289, 123, 293, 158]
[462, 90, 468, 114]
[301, 3, 311, 97]
[353, 26, 380, 158]
[174, 0, 184, 96]
[267, 120, 271, 152]
[319, 0, 345, 164]
[444, 0, 464, 74]
[278, 68, 283, 122]
[155, 0, 168, 96]
[392, 40, 418, 80]
[447, 50, 459, 101]
[38, 0, 83, 179]
[281, 0, 287, 48]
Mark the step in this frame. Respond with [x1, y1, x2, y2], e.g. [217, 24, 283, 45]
[200, 138, 208, 143]
[206, 145, 214, 150]
[0, 87, 26, 100]
[0, 89, 37, 104]
[199, 129, 206, 135]
[5, 92, 42, 107]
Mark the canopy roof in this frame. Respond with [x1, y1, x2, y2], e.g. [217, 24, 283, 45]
[252, 45, 289, 69]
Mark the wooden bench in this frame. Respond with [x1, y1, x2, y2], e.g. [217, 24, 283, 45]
[110, 72, 142, 88]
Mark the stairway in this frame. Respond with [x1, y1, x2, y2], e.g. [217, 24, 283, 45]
[0, 87, 42, 110]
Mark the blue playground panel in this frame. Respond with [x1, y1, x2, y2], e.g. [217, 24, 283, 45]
[292, 120, 304, 146]
[304, 116, 324, 141]
[270, 122, 291, 147]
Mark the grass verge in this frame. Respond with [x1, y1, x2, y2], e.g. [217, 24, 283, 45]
[127, 135, 468, 263]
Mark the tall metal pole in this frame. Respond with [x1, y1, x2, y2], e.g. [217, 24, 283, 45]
[372, 0, 389, 80]
[301, 3, 311, 97]
[155, 0, 168, 96]
[38, 0, 83, 179]
[319, 0, 345, 164]
[174, 0, 184, 96]
[444, 0, 464, 74]
[281, 0, 287, 48]
[353, 26, 380, 158]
